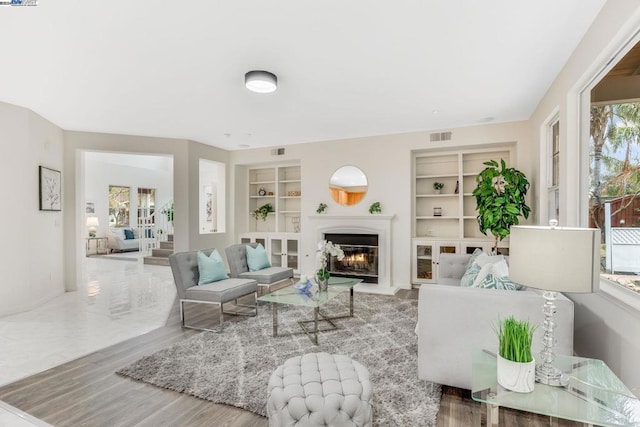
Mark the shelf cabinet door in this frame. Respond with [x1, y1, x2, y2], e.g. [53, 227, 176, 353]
[412, 239, 460, 284]
[268, 235, 300, 274]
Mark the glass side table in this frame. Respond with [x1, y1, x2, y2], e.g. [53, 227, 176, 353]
[86, 237, 108, 256]
[472, 349, 640, 426]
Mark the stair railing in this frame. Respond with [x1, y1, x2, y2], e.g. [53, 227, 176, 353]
[138, 200, 173, 256]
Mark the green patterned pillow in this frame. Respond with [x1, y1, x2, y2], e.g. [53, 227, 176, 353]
[460, 263, 482, 287]
[465, 248, 484, 270]
[476, 274, 522, 291]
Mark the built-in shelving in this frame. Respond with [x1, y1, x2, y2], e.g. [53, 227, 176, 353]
[411, 145, 514, 284]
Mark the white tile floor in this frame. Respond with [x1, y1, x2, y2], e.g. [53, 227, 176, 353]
[0, 254, 176, 425]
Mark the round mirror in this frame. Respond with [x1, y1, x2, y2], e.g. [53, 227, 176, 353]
[329, 165, 368, 206]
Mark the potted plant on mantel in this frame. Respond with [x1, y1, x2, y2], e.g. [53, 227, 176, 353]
[496, 316, 537, 393]
[473, 159, 530, 252]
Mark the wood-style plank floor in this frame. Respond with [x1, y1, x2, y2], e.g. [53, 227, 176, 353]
[0, 289, 580, 426]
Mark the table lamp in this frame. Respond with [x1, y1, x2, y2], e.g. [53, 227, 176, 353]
[86, 216, 99, 237]
[509, 221, 600, 386]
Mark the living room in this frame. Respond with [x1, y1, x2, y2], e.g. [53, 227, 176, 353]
[1, 0, 640, 425]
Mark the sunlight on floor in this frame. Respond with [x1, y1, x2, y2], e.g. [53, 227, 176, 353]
[0, 256, 176, 387]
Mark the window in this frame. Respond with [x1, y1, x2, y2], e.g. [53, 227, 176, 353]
[137, 188, 156, 222]
[108, 185, 130, 227]
[589, 102, 640, 294]
[548, 120, 560, 221]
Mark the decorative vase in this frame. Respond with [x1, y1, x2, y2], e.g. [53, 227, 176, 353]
[315, 272, 329, 292]
[435, 189, 441, 195]
[497, 354, 535, 393]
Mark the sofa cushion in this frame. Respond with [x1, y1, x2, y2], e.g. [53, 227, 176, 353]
[473, 253, 505, 268]
[197, 249, 229, 285]
[240, 266, 293, 284]
[465, 248, 483, 270]
[124, 229, 135, 240]
[246, 243, 270, 272]
[185, 278, 257, 303]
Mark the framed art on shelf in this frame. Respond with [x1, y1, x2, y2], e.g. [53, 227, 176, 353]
[39, 166, 61, 211]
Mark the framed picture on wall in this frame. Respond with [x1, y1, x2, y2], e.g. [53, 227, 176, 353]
[86, 202, 95, 214]
[39, 166, 61, 211]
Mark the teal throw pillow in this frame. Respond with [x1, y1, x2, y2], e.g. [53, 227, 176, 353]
[124, 229, 135, 240]
[460, 264, 481, 287]
[465, 248, 483, 270]
[197, 249, 229, 285]
[246, 243, 270, 272]
[475, 274, 523, 291]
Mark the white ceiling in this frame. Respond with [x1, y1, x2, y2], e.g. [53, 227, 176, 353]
[0, 0, 606, 151]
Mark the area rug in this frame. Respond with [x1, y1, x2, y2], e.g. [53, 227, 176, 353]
[117, 293, 441, 426]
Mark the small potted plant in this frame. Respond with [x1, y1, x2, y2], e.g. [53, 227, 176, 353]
[433, 182, 444, 194]
[368, 201, 382, 214]
[316, 203, 328, 214]
[252, 203, 274, 221]
[496, 316, 537, 393]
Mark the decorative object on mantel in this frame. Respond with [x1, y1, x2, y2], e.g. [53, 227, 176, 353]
[258, 187, 267, 196]
[39, 166, 61, 211]
[473, 159, 530, 252]
[368, 201, 382, 214]
[316, 202, 328, 214]
[252, 203, 274, 221]
[315, 240, 344, 291]
[495, 315, 536, 393]
[433, 182, 444, 194]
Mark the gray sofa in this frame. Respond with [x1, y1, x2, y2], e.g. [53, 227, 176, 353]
[417, 252, 574, 390]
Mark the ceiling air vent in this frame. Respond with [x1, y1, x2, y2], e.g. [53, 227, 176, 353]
[270, 147, 285, 156]
[430, 131, 452, 142]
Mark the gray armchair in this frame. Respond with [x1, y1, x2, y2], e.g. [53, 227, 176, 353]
[225, 243, 294, 294]
[168, 248, 258, 332]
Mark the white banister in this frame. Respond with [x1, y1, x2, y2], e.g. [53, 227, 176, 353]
[138, 201, 173, 255]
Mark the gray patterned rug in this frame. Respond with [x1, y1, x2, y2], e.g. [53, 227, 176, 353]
[117, 293, 441, 426]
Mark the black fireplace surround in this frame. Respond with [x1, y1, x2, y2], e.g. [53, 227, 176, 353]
[324, 233, 379, 283]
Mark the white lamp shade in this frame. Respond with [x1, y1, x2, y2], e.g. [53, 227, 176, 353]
[245, 70, 277, 93]
[86, 216, 99, 228]
[509, 225, 600, 293]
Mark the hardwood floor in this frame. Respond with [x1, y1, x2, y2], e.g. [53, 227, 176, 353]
[0, 289, 580, 426]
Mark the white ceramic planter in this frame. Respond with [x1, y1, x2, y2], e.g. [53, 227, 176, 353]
[497, 354, 535, 393]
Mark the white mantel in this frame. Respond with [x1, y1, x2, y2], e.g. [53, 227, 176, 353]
[309, 214, 398, 295]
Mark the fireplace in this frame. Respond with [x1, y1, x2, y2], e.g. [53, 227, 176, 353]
[324, 233, 379, 283]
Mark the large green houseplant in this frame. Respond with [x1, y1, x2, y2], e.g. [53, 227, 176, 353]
[472, 159, 530, 252]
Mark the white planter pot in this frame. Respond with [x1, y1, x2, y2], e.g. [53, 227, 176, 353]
[497, 354, 535, 393]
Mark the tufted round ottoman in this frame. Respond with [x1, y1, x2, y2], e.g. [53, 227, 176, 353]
[267, 352, 373, 427]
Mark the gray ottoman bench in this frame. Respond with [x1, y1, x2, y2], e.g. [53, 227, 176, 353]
[267, 352, 373, 427]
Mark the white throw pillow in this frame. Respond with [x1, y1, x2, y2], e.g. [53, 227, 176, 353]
[472, 259, 510, 287]
[473, 253, 505, 268]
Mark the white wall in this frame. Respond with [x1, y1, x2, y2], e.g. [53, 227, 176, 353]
[84, 152, 173, 236]
[529, 0, 640, 392]
[230, 121, 531, 288]
[0, 102, 65, 317]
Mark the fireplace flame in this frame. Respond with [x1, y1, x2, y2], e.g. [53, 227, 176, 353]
[344, 253, 366, 263]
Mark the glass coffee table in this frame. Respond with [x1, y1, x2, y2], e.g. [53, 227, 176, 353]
[472, 349, 640, 426]
[257, 277, 361, 345]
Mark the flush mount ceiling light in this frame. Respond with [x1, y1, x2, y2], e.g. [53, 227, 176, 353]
[245, 70, 277, 93]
